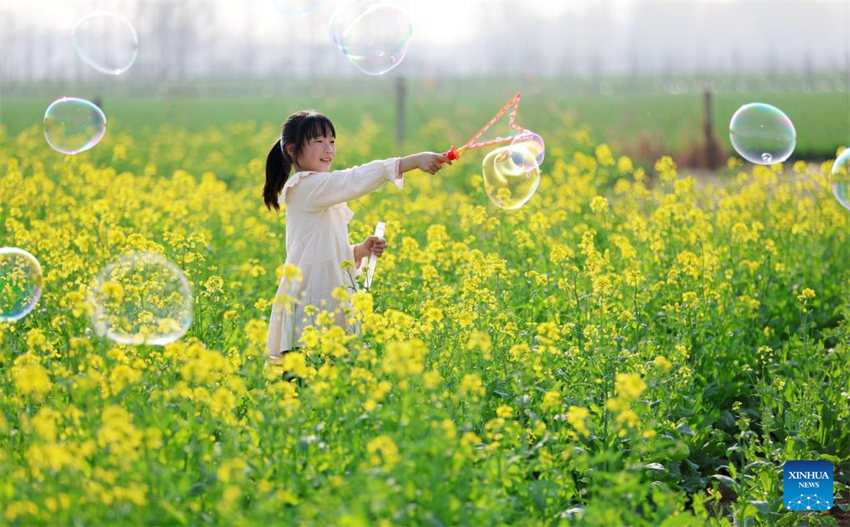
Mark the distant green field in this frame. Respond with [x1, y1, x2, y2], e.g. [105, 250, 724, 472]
[2, 78, 847, 165]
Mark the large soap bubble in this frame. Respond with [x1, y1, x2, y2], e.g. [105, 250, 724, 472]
[482, 145, 541, 210]
[0, 248, 43, 323]
[43, 97, 106, 155]
[88, 252, 193, 346]
[72, 11, 139, 75]
[729, 103, 796, 165]
[329, 2, 413, 76]
[830, 148, 850, 211]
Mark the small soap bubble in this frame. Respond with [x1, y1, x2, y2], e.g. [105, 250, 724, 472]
[830, 148, 850, 211]
[510, 130, 545, 170]
[0, 248, 43, 323]
[729, 103, 796, 165]
[329, 1, 413, 76]
[482, 145, 541, 210]
[72, 11, 139, 75]
[43, 97, 106, 155]
[88, 252, 193, 346]
[273, 1, 325, 17]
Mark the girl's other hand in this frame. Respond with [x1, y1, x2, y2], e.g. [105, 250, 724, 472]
[360, 235, 387, 258]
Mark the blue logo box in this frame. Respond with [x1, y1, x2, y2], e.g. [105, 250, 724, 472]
[784, 460, 833, 511]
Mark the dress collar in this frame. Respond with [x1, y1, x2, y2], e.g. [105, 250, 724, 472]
[281, 171, 310, 198]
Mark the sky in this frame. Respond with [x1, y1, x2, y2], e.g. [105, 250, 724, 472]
[1, 1, 840, 36]
[1, 0, 848, 80]
[2, 1, 576, 44]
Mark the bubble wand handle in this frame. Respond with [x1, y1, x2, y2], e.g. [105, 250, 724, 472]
[440, 146, 464, 163]
[364, 221, 386, 291]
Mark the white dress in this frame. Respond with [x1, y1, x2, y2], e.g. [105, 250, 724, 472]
[266, 157, 403, 355]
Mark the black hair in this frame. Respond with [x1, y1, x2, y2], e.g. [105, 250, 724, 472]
[263, 110, 336, 211]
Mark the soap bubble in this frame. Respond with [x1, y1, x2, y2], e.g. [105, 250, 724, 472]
[830, 148, 850, 211]
[273, 1, 324, 17]
[510, 130, 545, 170]
[72, 11, 139, 75]
[729, 103, 796, 165]
[329, 1, 365, 46]
[88, 252, 193, 346]
[329, 2, 413, 76]
[482, 145, 541, 210]
[43, 97, 106, 155]
[0, 248, 43, 323]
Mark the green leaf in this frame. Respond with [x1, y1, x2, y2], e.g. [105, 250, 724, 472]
[749, 501, 770, 515]
[743, 460, 773, 472]
[819, 453, 843, 465]
[712, 474, 740, 493]
[676, 423, 696, 436]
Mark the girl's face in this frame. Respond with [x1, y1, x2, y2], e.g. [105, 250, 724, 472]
[288, 134, 336, 173]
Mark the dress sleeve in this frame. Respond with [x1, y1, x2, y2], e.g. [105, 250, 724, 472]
[300, 158, 402, 211]
[350, 243, 365, 280]
[350, 244, 363, 270]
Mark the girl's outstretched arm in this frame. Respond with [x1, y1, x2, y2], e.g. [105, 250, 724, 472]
[297, 153, 450, 211]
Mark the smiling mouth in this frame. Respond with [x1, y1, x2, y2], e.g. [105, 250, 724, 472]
[320, 158, 332, 163]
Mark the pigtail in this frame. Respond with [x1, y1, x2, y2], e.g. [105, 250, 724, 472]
[264, 139, 291, 211]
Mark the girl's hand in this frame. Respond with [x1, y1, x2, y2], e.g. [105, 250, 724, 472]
[357, 235, 387, 259]
[416, 152, 450, 174]
[399, 152, 451, 175]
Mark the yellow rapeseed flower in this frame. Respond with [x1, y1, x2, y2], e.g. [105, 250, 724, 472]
[797, 287, 816, 303]
[653, 356, 673, 372]
[567, 406, 590, 437]
[12, 356, 52, 400]
[459, 373, 485, 400]
[542, 390, 562, 412]
[366, 435, 401, 470]
[381, 339, 426, 377]
[590, 195, 610, 213]
[614, 372, 647, 401]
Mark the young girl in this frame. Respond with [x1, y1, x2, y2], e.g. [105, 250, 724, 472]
[263, 110, 449, 357]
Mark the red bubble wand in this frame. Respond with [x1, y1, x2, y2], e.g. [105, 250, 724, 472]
[441, 92, 528, 163]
